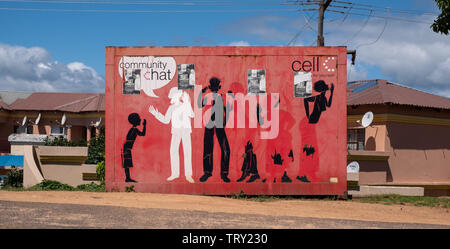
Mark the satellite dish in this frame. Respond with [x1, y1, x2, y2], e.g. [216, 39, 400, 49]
[61, 113, 67, 125]
[357, 111, 373, 128]
[94, 117, 102, 128]
[35, 113, 41, 125]
[347, 161, 360, 173]
[22, 116, 27, 126]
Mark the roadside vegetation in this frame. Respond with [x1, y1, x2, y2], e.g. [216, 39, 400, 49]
[227, 192, 338, 202]
[356, 194, 450, 208]
[44, 126, 105, 165]
[1, 160, 106, 192]
[1, 127, 107, 192]
[226, 192, 450, 208]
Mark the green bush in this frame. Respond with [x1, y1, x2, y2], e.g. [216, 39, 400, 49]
[29, 180, 105, 192]
[43, 126, 105, 165]
[86, 127, 105, 164]
[4, 167, 23, 188]
[75, 182, 105, 192]
[96, 160, 105, 185]
[29, 180, 75, 191]
[44, 136, 87, 147]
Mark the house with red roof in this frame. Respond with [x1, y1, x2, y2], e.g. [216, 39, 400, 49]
[347, 79, 450, 196]
[0, 92, 104, 153]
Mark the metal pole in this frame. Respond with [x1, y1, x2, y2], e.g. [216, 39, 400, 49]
[317, 0, 325, 46]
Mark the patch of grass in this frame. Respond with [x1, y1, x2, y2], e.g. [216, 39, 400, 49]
[356, 194, 450, 208]
[28, 180, 75, 191]
[75, 182, 106, 192]
[228, 192, 283, 202]
[125, 185, 135, 192]
[0, 186, 26, 191]
[226, 192, 335, 202]
[2, 180, 105, 192]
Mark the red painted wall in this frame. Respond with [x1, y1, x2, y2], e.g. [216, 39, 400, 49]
[105, 46, 347, 195]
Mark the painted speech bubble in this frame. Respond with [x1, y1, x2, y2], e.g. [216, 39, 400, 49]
[118, 56, 176, 97]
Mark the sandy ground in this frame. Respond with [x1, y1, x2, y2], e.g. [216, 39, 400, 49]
[0, 191, 449, 226]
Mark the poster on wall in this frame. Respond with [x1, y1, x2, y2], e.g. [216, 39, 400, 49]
[122, 69, 141, 95]
[294, 71, 312, 98]
[177, 64, 195, 90]
[106, 47, 347, 195]
[247, 69, 266, 95]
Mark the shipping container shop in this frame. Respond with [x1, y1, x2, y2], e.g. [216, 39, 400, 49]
[105, 46, 347, 195]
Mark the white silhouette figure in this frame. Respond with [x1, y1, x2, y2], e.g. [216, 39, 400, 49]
[149, 87, 195, 183]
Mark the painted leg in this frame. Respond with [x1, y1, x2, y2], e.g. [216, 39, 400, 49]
[168, 133, 181, 181]
[216, 128, 230, 183]
[200, 128, 215, 182]
[181, 131, 194, 183]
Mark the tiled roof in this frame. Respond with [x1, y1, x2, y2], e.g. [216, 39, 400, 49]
[0, 99, 10, 110]
[9, 92, 104, 112]
[347, 79, 450, 110]
[4, 79, 450, 112]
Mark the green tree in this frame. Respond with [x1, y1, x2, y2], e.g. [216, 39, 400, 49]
[431, 0, 450, 35]
[86, 126, 105, 164]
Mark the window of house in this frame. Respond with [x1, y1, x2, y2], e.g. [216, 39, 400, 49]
[51, 126, 66, 136]
[347, 128, 365, 150]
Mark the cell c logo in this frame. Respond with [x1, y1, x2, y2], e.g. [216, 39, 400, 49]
[322, 57, 336, 72]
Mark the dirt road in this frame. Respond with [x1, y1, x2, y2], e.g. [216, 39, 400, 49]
[0, 191, 449, 228]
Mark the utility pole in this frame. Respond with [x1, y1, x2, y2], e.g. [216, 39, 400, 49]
[317, 0, 333, 46]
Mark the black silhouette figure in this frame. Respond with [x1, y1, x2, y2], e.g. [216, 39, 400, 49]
[281, 172, 292, 183]
[237, 141, 260, 183]
[296, 175, 311, 183]
[272, 150, 284, 165]
[122, 113, 146, 183]
[288, 149, 294, 161]
[197, 77, 231, 183]
[303, 145, 315, 156]
[304, 80, 334, 124]
[263, 149, 292, 183]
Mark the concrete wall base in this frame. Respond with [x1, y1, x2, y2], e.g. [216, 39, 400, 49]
[349, 185, 424, 197]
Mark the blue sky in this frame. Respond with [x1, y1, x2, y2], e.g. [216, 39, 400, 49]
[0, 0, 448, 97]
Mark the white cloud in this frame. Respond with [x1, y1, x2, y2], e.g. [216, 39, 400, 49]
[228, 41, 251, 46]
[324, 16, 450, 97]
[219, 15, 293, 42]
[219, 14, 450, 98]
[347, 59, 368, 82]
[0, 43, 104, 93]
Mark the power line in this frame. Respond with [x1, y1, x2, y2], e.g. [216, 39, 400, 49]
[339, 0, 355, 23]
[331, 0, 439, 16]
[327, 9, 433, 24]
[287, 13, 316, 45]
[342, 9, 372, 45]
[0, 0, 296, 6]
[355, 17, 388, 49]
[0, 7, 301, 13]
[330, 4, 438, 16]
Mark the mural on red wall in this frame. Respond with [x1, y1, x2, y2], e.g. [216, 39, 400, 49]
[106, 47, 346, 195]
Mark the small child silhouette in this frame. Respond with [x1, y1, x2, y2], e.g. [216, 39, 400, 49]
[122, 113, 146, 183]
